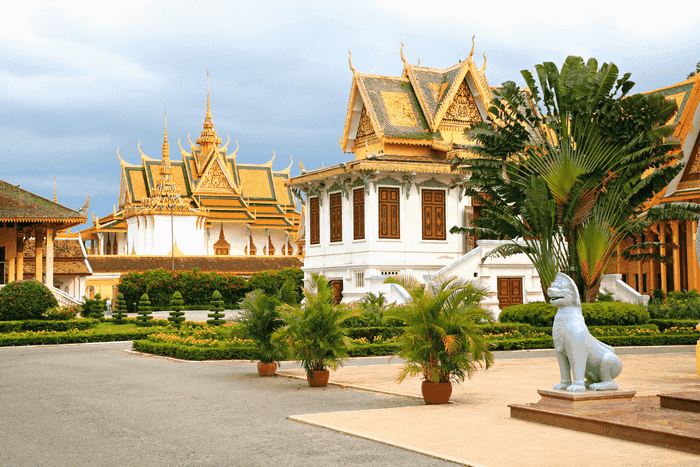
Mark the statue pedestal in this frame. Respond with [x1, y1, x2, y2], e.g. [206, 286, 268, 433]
[532, 389, 636, 412]
[509, 389, 700, 454]
[696, 339, 700, 376]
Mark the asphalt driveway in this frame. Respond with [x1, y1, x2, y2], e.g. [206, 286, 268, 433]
[0, 342, 457, 467]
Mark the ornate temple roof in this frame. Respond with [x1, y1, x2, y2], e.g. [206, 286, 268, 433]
[23, 237, 92, 276]
[645, 73, 700, 200]
[340, 39, 492, 155]
[0, 179, 86, 227]
[83, 83, 299, 238]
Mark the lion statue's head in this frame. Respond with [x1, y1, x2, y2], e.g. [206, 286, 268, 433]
[546, 272, 581, 308]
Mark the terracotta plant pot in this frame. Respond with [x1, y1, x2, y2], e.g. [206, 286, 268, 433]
[307, 369, 330, 387]
[421, 381, 452, 404]
[257, 362, 277, 377]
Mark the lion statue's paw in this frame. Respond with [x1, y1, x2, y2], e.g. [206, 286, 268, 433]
[589, 381, 618, 391]
[566, 383, 587, 392]
[553, 382, 570, 390]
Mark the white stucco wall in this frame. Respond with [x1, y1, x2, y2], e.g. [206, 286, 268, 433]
[302, 173, 471, 303]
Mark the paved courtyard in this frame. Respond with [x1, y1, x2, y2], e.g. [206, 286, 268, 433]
[0, 342, 454, 467]
[1, 343, 699, 466]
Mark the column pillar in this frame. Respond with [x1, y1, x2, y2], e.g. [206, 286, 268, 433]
[688, 220, 697, 291]
[35, 229, 44, 283]
[672, 221, 681, 292]
[660, 222, 667, 294]
[8, 258, 15, 283]
[16, 234, 24, 281]
[46, 226, 54, 288]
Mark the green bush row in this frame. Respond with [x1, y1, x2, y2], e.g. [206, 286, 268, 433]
[0, 319, 99, 333]
[0, 328, 170, 347]
[117, 267, 303, 311]
[648, 319, 699, 331]
[133, 339, 402, 360]
[489, 332, 699, 351]
[345, 327, 405, 341]
[132, 340, 256, 360]
[499, 302, 649, 327]
[526, 324, 661, 336]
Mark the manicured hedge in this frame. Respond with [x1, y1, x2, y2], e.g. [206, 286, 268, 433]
[0, 319, 99, 333]
[499, 302, 649, 327]
[526, 324, 660, 336]
[117, 267, 302, 311]
[648, 319, 700, 331]
[345, 327, 405, 341]
[0, 328, 170, 347]
[489, 332, 699, 351]
[132, 339, 402, 360]
[132, 340, 256, 360]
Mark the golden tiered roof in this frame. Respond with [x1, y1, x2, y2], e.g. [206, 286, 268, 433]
[83, 80, 299, 239]
[340, 38, 492, 160]
[644, 73, 700, 201]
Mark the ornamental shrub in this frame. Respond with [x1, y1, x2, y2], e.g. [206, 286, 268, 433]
[168, 291, 186, 326]
[81, 294, 106, 319]
[0, 280, 58, 321]
[207, 290, 225, 325]
[137, 293, 153, 326]
[113, 293, 127, 323]
[499, 301, 649, 327]
[646, 293, 700, 320]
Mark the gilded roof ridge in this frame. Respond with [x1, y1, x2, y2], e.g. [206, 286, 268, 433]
[357, 72, 410, 81]
[644, 75, 699, 94]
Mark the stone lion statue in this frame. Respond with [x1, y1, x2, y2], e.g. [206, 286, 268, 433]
[548, 272, 622, 391]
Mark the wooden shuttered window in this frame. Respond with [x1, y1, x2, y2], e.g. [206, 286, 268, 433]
[353, 188, 365, 240]
[422, 189, 446, 240]
[309, 197, 320, 245]
[378, 187, 400, 239]
[329, 192, 342, 243]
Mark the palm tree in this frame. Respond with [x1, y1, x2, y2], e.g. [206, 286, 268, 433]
[385, 275, 493, 384]
[453, 56, 700, 302]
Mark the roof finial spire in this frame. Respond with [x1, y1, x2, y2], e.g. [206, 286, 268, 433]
[348, 51, 356, 74]
[206, 68, 211, 118]
[468, 35, 476, 62]
[163, 108, 170, 160]
[480, 52, 488, 72]
[54, 175, 57, 203]
[400, 42, 407, 66]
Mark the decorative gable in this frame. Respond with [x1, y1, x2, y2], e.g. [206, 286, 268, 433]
[442, 81, 481, 127]
[196, 158, 238, 194]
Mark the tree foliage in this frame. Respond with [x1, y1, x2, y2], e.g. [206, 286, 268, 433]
[452, 56, 700, 302]
[384, 275, 493, 384]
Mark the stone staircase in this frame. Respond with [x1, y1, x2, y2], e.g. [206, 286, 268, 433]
[50, 286, 83, 307]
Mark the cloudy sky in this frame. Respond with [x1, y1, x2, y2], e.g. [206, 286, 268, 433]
[2, 0, 699, 227]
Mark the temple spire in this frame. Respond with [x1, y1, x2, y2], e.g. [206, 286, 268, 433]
[156, 110, 177, 198]
[196, 68, 222, 159]
[162, 110, 170, 161]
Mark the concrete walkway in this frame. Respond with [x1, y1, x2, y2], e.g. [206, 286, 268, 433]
[279, 346, 700, 466]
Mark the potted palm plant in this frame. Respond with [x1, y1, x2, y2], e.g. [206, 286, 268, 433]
[273, 274, 352, 387]
[236, 278, 297, 376]
[386, 275, 494, 404]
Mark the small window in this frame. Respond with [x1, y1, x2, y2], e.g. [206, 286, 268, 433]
[381, 270, 399, 276]
[355, 272, 365, 288]
[309, 197, 320, 245]
[642, 273, 648, 293]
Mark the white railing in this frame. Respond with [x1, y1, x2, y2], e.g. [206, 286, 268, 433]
[51, 286, 83, 307]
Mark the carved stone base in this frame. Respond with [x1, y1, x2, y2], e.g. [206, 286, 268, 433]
[510, 390, 700, 455]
